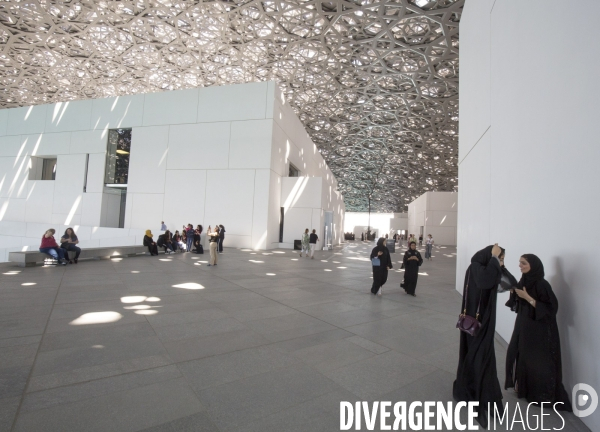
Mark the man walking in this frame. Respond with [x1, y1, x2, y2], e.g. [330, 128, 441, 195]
[309, 229, 319, 259]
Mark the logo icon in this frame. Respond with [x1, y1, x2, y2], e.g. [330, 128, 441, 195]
[573, 383, 598, 418]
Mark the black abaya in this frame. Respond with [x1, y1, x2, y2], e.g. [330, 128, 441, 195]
[370, 243, 392, 294]
[505, 256, 572, 411]
[453, 245, 503, 428]
[402, 249, 423, 295]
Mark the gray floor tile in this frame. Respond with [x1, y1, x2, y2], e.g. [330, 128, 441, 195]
[178, 346, 299, 391]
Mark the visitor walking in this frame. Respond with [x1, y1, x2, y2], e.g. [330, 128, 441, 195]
[370, 238, 392, 296]
[207, 226, 219, 266]
[453, 244, 504, 429]
[300, 228, 310, 257]
[401, 242, 423, 296]
[504, 254, 572, 412]
[425, 234, 434, 260]
[160, 221, 167, 231]
[309, 229, 319, 259]
[39, 229, 68, 265]
[418, 234, 423, 246]
[60, 227, 81, 264]
[143, 230, 159, 256]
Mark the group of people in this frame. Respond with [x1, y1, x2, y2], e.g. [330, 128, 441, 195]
[368, 239, 572, 427]
[143, 223, 226, 266]
[38, 228, 81, 265]
[369, 234, 435, 297]
[299, 229, 319, 259]
[454, 244, 572, 427]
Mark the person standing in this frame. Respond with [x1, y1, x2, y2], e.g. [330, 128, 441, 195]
[425, 234, 434, 260]
[504, 254, 572, 411]
[185, 224, 194, 252]
[418, 234, 423, 246]
[401, 242, 423, 296]
[160, 221, 167, 231]
[300, 228, 310, 257]
[370, 238, 393, 296]
[453, 244, 504, 429]
[39, 229, 68, 265]
[218, 224, 225, 253]
[60, 227, 81, 264]
[207, 226, 219, 266]
[309, 229, 319, 259]
[143, 230, 159, 256]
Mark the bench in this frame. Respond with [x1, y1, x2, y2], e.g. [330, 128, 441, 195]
[9, 245, 151, 267]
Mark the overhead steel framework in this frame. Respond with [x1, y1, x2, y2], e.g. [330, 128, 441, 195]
[0, 0, 462, 211]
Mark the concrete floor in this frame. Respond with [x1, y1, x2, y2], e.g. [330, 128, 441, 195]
[0, 242, 589, 431]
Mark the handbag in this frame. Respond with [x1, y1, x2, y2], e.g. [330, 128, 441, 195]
[456, 269, 482, 336]
[371, 257, 381, 266]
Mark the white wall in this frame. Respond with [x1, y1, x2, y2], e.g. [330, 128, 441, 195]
[459, 1, 600, 429]
[344, 212, 395, 239]
[0, 82, 345, 257]
[407, 192, 457, 245]
[390, 213, 408, 232]
[270, 83, 345, 249]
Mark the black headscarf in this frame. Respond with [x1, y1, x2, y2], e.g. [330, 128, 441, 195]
[376, 237, 385, 247]
[518, 254, 545, 288]
[471, 245, 505, 266]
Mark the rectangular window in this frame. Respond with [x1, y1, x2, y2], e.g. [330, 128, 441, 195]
[105, 129, 132, 185]
[29, 157, 57, 180]
[41, 158, 57, 180]
[289, 163, 300, 177]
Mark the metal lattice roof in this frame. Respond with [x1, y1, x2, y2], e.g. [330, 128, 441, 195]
[0, 0, 462, 211]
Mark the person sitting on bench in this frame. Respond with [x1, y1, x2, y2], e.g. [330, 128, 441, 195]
[143, 230, 159, 256]
[39, 229, 68, 266]
[60, 227, 81, 264]
[157, 230, 175, 254]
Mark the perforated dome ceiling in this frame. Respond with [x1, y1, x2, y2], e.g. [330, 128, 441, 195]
[0, 0, 462, 211]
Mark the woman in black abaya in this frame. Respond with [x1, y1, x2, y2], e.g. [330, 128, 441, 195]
[370, 238, 392, 296]
[401, 242, 423, 296]
[505, 254, 572, 411]
[453, 244, 506, 428]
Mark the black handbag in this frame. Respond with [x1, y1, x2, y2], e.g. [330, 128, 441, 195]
[456, 269, 482, 336]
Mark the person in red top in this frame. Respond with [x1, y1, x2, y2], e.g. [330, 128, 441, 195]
[39, 229, 68, 265]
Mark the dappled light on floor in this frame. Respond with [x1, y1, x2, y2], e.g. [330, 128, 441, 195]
[172, 283, 204, 290]
[135, 310, 158, 315]
[123, 305, 151, 310]
[69, 311, 123, 326]
[121, 296, 148, 303]
[21, 282, 36, 286]
[266, 273, 276, 276]
[249, 260, 264, 263]
[3, 270, 21, 275]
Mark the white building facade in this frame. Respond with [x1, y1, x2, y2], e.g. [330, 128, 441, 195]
[407, 191, 457, 245]
[0, 82, 345, 260]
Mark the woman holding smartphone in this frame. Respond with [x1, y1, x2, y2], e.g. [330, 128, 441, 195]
[504, 254, 572, 411]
